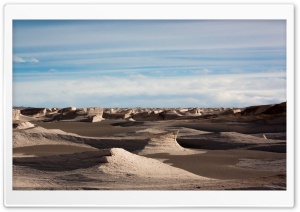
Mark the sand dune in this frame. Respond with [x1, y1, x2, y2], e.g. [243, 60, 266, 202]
[137, 130, 202, 155]
[13, 125, 149, 152]
[13, 126, 96, 149]
[14, 147, 209, 187]
[12, 102, 287, 190]
[19, 114, 45, 122]
[99, 148, 207, 179]
[13, 121, 35, 130]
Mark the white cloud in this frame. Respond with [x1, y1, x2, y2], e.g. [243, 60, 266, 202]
[189, 69, 212, 74]
[13, 56, 26, 63]
[13, 56, 39, 63]
[28, 58, 39, 63]
[12, 21, 286, 108]
[13, 72, 286, 108]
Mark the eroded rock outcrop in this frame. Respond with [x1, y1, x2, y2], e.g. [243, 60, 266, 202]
[99, 148, 204, 179]
[58, 107, 77, 114]
[241, 102, 286, 116]
[87, 108, 103, 116]
[137, 130, 198, 155]
[13, 109, 20, 121]
[13, 121, 35, 130]
[21, 108, 47, 117]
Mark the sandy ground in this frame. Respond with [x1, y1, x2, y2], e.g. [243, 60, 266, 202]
[13, 105, 286, 190]
[145, 150, 285, 180]
[31, 120, 143, 137]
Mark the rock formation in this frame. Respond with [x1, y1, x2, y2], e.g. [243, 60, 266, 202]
[99, 148, 204, 179]
[241, 102, 286, 116]
[12, 109, 20, 120]
[137, 130, 196, 155]
[59, 107, 77, 114]
[87, 108, 103, 116]
[13, 121, 35, 130]
[21, 108, 47, 117]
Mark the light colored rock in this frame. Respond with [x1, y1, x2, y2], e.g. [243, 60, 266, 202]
[60, 107, 76, 113]
[91, 115, 103, 122]
[87, 108, 103, 117]
[76, 108, 87, 115]
[13, 121, 35, 130]
[183, 108, 202, 116]
[189, 108, 202, 114]
[233, 109, 241, 113]
[100, 148, 206, 179]
[21, 108, 47, 117]
[220, 108, 241, 115]
[137, 131, 201, 155]
[132, 111, 150, 119]
[13, 109, 20, 121]
[160, 110, 182, 120]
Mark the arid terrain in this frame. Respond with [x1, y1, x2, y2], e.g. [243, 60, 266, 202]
[12, 102, 286, 190]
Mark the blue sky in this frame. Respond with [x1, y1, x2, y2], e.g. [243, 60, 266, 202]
[13, 20, 286, 108]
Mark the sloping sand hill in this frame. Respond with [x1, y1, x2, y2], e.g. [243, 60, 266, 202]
[137, 130, 203, 155]
[13, 102, 287, 190]
[99, 148, 207, 179]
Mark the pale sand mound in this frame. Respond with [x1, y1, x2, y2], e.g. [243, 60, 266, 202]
[22, 126, 72, 134]
[137, 130, 204, 155]
[13, 126, 151, 152]
[13, 121, 35, 130]
[135, 128, 166, 134]
[13, 126, 94, 148]
[19, 114, 43, 122]
[100, 148, 207, 179]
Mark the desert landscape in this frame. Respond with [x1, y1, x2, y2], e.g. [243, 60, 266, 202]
[12, 20, 287, 191]
[12, 102, 286, 190]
